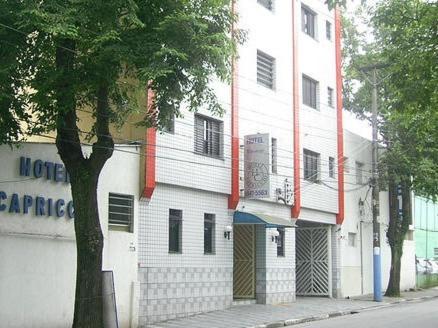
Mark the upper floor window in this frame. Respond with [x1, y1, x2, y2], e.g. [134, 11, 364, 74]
[108, 193, 134, 232]
[257, 50, 275, 90]
[271, 138, 278, 174]
[302, 75, 319, 109]
[304, 149, 320, 183]
[329, 156, 335, 178]
[302, 6, 316, 38]
[258, 0, 273, 11]
[326, 21, 332, 40]
[327, 87, 334, 108]
[169, 209, 183, 253]
[194, 114, 223, 158]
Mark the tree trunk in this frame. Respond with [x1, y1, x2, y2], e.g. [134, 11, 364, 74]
[385, 244, 402, 296]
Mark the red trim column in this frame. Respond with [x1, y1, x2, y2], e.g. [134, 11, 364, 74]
[143, 88, 156, 199]
[228, 0, 240, 210]
[291, 0, 301, 219]
[335, 7, 345, 224]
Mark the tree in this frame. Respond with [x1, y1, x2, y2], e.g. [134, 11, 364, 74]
[342, 0, 438, 296]
[0, 1, 238, 326]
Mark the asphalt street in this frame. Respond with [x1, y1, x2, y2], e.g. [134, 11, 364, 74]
[294, 298, 438, 328]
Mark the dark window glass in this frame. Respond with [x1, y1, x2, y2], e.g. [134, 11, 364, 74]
[326, 21, 332, 40]
[328, 87, 334, 108]
[329, 157, 335, 178]
[302, 75, 318, 109]
[301, 6, 316, 38]
[277, 228, 285, 256]
[204, 213, 215, 254]
[194, 115, 223, 158]
[169, 209, 182, 253]
[304, 149, 320, 182]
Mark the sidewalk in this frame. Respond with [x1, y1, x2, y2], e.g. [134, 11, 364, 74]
[145, 287, 438, 328]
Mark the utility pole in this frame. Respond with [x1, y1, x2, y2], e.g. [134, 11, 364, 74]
[360, 63, 388, 302]
[371, 67, 382, 302]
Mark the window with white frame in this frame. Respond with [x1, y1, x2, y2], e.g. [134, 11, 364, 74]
[356, 161, 364, 185]
[326, 20, 332, 40]
[302, 75, 319, 109]
[301, 6, 316, 38]
[257, 50, 275, 89]
[194, 114, 223, 158]
[271, 138, 278, 174]
[258, 0, 274, 11]
[204, 213, 215, 254]
[327, 87, 334, 108]
[108, 193, 134, 232]
[329, 156, 335, 178]
[304, 149, 320, 182]
[169, 209, 183, 253]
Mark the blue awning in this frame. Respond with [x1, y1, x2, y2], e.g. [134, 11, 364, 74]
[233, 211, 295, 228]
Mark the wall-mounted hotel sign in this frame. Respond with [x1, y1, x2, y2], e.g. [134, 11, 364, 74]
[0, 157, 74, 218]
[244, 133, 270, 199]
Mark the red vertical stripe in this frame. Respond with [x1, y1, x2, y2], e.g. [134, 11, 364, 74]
[291, 0, 301, 219]
[335, 8, 345, 224]
[228, 0, 240, 210]
[143, 88, 156, 199]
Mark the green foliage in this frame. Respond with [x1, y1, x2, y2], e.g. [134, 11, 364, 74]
[0, 0, 238, 143]
[342, 0, 438, 200]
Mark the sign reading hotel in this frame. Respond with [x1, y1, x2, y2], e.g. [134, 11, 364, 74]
[244, 133, 270, 199]
[0, 156, 74, 218]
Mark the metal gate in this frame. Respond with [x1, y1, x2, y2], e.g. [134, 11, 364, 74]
[233, 225, 256, 299]
[296, 227, 331, 296]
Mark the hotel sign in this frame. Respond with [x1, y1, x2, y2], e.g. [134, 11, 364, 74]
[244, 133, 270, 199]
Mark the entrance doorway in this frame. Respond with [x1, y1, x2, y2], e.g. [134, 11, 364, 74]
[233, 225, 256, 299]
[296, 226, 331, 296]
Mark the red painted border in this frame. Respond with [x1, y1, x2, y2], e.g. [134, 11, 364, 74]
[143, 88, 156, 199]
[228, 0, 240, 210]
[291, 0, 301, 219]
[335, 8, 345, 224]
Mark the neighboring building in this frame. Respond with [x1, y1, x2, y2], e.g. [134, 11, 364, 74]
[414, 196, 438, 260]
[341, 131, 416, 297]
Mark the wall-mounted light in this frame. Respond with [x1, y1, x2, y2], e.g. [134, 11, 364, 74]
[271, 229, 280, 243]
[224, 225, 232, 240]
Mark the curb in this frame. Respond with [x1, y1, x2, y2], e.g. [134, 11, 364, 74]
[248, 293, 438, 328]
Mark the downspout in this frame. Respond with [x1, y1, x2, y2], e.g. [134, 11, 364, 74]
[291, 0, 301, 219]
[335, 7, 345, 225]
[228, 0, 240, 210]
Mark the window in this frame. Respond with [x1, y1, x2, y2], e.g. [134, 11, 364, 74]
[258, 0, 273, 10]
[343, 156, 350, 173]
[302, 75, 318, 109]
[329, 157, 335, 178]
[108, 193, 134, 232]
[304, 149, 320, 182]
[163, 114, 175, 134]
[169, 209, 182, 253]
[348, 232, 357, 247]
[204, 213, 215, 254]
[301, 6, 316, 38]
[327, 87, 334, 108]
[277, 228, 285, 256]
[356, 162, 364, 185]
[257, 50, 275, 89]
[326, 21, 332, 40]
[271, 138, 278, 174]
[194, 114, 223, 158]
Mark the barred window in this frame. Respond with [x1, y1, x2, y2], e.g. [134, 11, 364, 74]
[258, 0, 273, 10]
[204, 213, 215, 255]
[108, 193, 134, 232]
[303, 75, 319, 109]
[302, 6, 316, 38]
[257, 50, 275, 89]
[169, 209, 182, 253]
[194, 114, 223, 158]
[304, 149, 320, 183]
